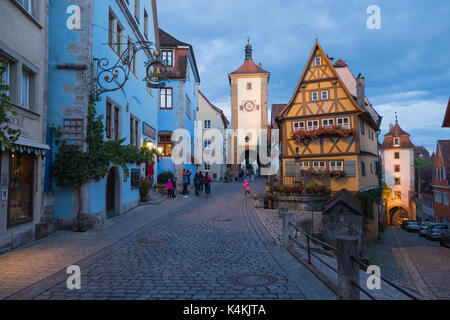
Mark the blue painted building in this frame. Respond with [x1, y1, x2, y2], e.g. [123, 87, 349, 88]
[156, 29, 201, 189]
[46, 0, 160, 228]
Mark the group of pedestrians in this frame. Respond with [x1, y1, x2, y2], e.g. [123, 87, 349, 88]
[165, 170, 212, 199]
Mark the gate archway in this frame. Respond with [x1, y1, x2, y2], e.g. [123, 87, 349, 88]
[389, 206, 409, 226]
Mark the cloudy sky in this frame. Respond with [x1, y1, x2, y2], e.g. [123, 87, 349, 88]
[157, 0, 450, 153]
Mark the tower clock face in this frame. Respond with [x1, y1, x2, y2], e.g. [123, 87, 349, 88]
[243, 101, 255, 112]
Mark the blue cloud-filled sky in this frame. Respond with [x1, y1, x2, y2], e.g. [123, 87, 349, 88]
[157, 0, 450, 153]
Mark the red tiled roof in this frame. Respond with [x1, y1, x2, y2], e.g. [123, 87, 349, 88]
[230, 59, 269, 75]
[442, 97, 450, 128]
[333, 59, 348, 67]
[271, 104, 285, 129]
[380, 123, 415, 149]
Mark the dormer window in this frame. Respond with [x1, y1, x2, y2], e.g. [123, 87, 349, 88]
[314, 57, 321, 66]
[394, 137, 400, 147]
[162, 50, 173, 67]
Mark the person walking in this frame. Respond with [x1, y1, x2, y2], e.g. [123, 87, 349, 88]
[242, 179, 251, 196]
[204, 172, 212, 198]
[199, 171, 204, 192]
[182, 169, 189, 197]
[194, 172, 201, 196]
[166, 178, 174, 199]
[187, 170, 191, 194]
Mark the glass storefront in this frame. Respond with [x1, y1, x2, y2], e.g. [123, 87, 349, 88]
[8, 152, 34, 227]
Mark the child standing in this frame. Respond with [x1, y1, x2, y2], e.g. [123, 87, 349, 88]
[166, 179, 174, 199]
[242, 179, 251, 196]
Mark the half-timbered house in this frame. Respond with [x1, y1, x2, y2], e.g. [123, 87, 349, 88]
[276, 40, 382, 194]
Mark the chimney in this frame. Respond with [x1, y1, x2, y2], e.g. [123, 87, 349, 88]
[258, 62, 262, 68]
[356, 73, 365, 108]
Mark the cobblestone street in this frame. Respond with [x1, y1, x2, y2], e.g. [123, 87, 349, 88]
[0, 180, 335, 300]
[367, 227, 450, 299]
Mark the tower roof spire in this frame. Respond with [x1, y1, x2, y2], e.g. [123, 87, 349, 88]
[245, 37, 252, 60]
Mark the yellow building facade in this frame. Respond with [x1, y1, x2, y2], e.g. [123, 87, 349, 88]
[277, 41, 382, 194]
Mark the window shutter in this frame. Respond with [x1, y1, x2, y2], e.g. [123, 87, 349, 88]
[344, 160, 356, 177]
[285, 161, 296, 176]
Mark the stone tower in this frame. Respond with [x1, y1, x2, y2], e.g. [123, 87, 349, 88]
[380, 118, 416, 226]
[228, 40, 270, 172]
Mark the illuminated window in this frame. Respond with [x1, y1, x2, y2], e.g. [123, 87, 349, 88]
[158, 133, 172, 156]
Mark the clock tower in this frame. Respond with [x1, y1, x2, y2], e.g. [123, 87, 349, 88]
[229, 40, 270, 172]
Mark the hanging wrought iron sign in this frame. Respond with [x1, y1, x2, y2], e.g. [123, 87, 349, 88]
[93, 41, 168, 95]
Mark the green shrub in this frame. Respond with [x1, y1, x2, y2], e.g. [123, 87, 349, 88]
[157, 171, 174, 183]
[140, 179, 151, 202]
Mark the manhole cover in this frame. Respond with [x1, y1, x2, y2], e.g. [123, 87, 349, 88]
[229, 274, 278, 288]
[137, 237, 169, 244]
[214, 217, 232, 222]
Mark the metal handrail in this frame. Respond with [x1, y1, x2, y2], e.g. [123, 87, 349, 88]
[289, 221, 337, 251]
[289, 236, 337, 272]
[351, 256, 420, 300]
[352, 280, 377, 300]
[286, 220, 419, 300]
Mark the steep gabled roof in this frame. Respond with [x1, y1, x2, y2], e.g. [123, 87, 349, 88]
[437, 140, 450, 179]
[230, 59, 270, 75]
[278, 40, 368, 122]
[198, 91, 229, 129]
[442, 97, 450, 128]
[159, 28, 189, 47]
[380, 122, 415, 149]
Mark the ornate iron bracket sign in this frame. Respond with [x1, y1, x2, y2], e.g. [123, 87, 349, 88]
[93, 41, 168, 95]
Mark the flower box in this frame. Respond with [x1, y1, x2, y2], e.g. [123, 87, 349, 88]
[291, 125, 356, 142]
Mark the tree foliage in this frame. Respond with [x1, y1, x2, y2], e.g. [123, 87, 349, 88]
[0, 60, 21, 147]
[51, 92, 160, 189]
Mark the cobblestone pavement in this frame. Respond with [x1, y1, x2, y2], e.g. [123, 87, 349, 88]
[367, 227, 450, 299]
[1, 180, 335, 300]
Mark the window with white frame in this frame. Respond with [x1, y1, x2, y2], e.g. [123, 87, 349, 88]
[321, 90, 328, 100]
[313, 161, 326, 171]
[301, 161, 310, 170]
[322, 118, 334, 128]
[292, 121, 305, 131]
[16, 0, 40, 20]
[311, 91, 319, 101]
[329, 161, 343, 171]
[314, 57, 321, 66]
[435, 191, 442, 203]
[21, 70, 30, 109]
[162, 50, 173, 67]
[160, 88, 173, 109]
[306, 120, 319, 131]
[204, 120, 212, 129]
[336, 117, 350, 129]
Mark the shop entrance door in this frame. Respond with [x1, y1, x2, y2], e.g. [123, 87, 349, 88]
[106, 168, 115, 219]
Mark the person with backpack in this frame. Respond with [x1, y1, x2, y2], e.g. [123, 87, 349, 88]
[199, 171, 204, 192]
[204, 172, 212, 198]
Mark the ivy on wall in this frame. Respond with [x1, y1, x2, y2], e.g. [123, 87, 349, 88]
[356, 160, 383, 220]
[51, 91, 160, 189]
[0, 60, 21, 147]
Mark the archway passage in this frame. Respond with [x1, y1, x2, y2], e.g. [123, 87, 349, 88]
[389, 206, 409, 227]
[106, 168, 116, 219]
